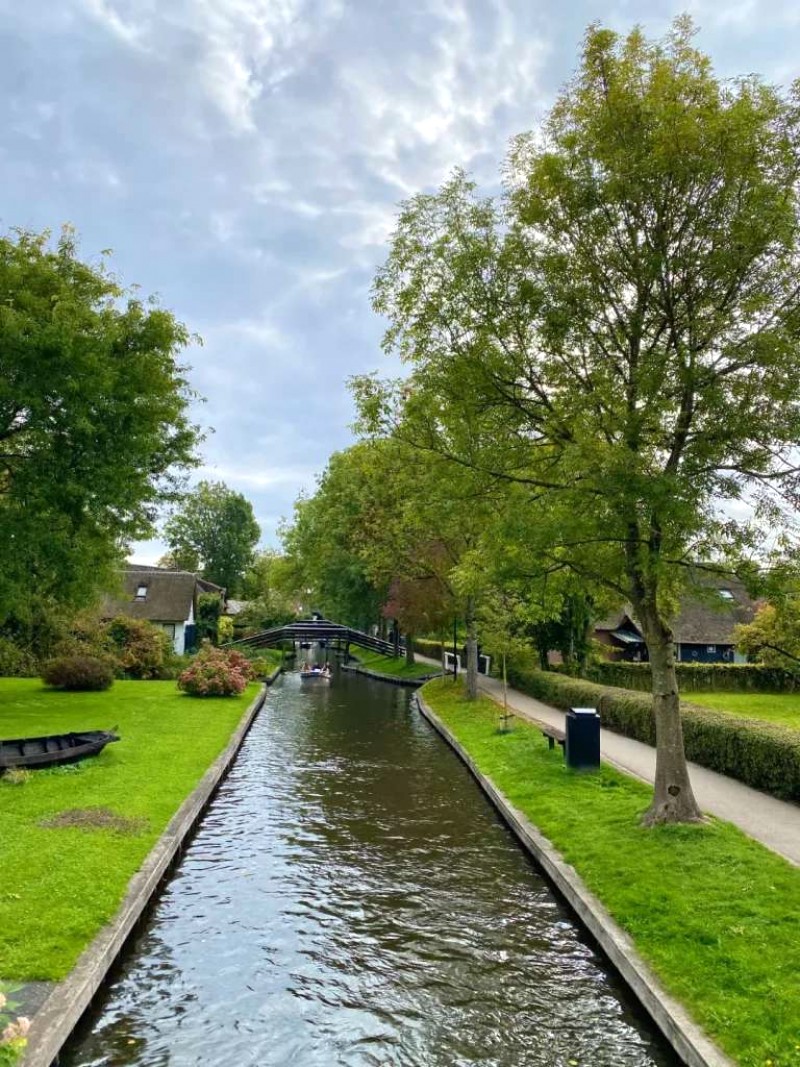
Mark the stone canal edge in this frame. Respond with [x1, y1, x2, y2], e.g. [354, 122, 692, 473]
[21, 672, 280, 1067]
[414, 692, 734, 1067]
[339, 662, 440, 687]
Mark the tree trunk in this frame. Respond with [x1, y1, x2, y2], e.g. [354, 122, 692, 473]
[465, 597, 478, 700]
[393, 618, 400, 658]
[639, 611, 703, 825]
[405, 633, 416, 666]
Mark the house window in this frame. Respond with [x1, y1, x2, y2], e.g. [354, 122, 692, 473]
[134, 584, 148, 601]
[707, 645, 716, 654]
[719, 589, 735, 601]
[161, 623, 176, 639]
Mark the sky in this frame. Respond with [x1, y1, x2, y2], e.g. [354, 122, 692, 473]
[2, 0, 799, 563]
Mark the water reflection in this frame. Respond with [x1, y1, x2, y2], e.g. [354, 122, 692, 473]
[63, 664, 676, 1067]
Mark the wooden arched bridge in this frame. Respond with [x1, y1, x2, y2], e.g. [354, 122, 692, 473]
[227, 617, 401, 657]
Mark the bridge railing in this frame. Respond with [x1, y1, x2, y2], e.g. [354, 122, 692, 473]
[226, 619, 402, 658]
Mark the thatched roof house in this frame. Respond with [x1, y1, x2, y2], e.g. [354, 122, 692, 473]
[594, 578, 757, 663]
[101, 565, 224, 654]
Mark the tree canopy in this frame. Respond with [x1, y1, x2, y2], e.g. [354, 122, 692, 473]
[163, 480, 261, 594]
[354, 18, 800, 823]
[0, 227, 200, 625]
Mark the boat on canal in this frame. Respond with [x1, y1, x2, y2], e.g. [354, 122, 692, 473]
[299, 664, 331, 682]
[0, 729, 120, 770]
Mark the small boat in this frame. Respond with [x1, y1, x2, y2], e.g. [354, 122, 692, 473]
[0, 729, 120, 770]
[299, 667, 331, 683]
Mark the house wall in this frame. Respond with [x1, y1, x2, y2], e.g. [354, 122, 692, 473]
[676, 643, 734, 664]
[153, 622, 185, 655]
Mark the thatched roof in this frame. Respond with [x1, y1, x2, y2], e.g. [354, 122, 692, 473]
[595, 577, 757, 646]
[101, 568, 198, 623]
[672, 579, 756, 644]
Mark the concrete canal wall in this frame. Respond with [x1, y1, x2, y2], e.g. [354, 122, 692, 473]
[339, 662, 441, 687]
[414, 692, 734, 1067]
[21, 676, 279, 1067]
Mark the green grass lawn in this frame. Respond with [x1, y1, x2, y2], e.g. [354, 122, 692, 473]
[0, 678, 259, 981]
[687, 690, 800, 731]
[422, 677, 800, 1067]
[352, 649, 440, 679]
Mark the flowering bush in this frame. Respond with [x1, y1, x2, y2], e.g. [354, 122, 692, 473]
[0, 987, 30, 1064]
[177, 646, 255, 697]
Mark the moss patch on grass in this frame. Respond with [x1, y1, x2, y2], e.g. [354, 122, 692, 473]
[421, 677, 800, 1067]
[351, 649, 438, 679]
[0, 678, 258, 981]
[688, 691, 800, 731]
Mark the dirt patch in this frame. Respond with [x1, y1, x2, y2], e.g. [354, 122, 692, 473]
[40, 807, 149, 835]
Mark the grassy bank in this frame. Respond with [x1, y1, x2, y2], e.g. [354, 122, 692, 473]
[421, 677, 800, 1067]
[0, 678, 259, 981]
[351, 649, 438, 679]
[251, 647, 284, 674]
[689, 691, 800, 731]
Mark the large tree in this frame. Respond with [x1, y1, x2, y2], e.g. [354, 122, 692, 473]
[280, 447, 386, 628]
[359, 19, 800, 824]
[163, 480, 261, 593]
[0, 227, 199, 624]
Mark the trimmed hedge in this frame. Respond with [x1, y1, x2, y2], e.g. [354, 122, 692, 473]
[507, 665, 800, 802]
[413, 638, 445, 661]
[585, 661, 800, 693]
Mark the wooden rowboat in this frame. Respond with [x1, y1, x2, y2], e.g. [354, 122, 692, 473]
[0, 729, 120, 770]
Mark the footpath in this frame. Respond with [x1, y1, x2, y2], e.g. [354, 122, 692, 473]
[418, 658, 800, 865]
[479, 675, 800, 866]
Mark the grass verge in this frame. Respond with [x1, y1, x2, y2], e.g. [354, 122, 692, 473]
[250, 647, 284, 674]
[421, 677, 800, 1067]
[351, 649, 438, 679]
[0, 678, 259, 981]
[688, 691, 800, 731]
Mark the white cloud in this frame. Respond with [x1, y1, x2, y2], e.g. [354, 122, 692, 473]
[198, 463, 318, 490]
[80, 0, 345, 134]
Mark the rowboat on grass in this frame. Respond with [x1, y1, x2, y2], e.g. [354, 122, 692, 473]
[0, 729, 120, 770]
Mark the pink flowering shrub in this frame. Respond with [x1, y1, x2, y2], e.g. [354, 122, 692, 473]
[177, 646, 255, 697]
[0, 986, 30, 1062]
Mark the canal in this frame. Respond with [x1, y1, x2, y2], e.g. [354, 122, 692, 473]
[63, 665, 677, 1067]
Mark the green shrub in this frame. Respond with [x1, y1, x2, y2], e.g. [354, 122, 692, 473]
[242, 651, 282, 678]
[586, 660, 800, 693]
[42, 656, 114, 692]
[413, 638, 445, 660]
[507, 665, 800, 802]
[196, 593, 222, 644]
[0, 638, 38, 678]
[177, 646, 255, 697]
[105, 617, 175, 679]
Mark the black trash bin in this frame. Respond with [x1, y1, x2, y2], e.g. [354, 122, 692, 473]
[565, 707, 600, 771]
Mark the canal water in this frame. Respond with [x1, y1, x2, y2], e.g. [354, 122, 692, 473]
[63, 666, 677, 1067]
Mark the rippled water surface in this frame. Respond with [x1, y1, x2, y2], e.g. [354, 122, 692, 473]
[63, 665, 677, 1067]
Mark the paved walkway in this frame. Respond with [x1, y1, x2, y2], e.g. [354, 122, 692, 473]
[417, 658, 800, 865]
[477, 675, 800, 866]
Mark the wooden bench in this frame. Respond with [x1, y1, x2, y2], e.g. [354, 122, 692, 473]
[541, 725, 566, 751]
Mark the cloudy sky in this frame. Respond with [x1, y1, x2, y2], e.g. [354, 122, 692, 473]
[2, 0, 798, 561]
